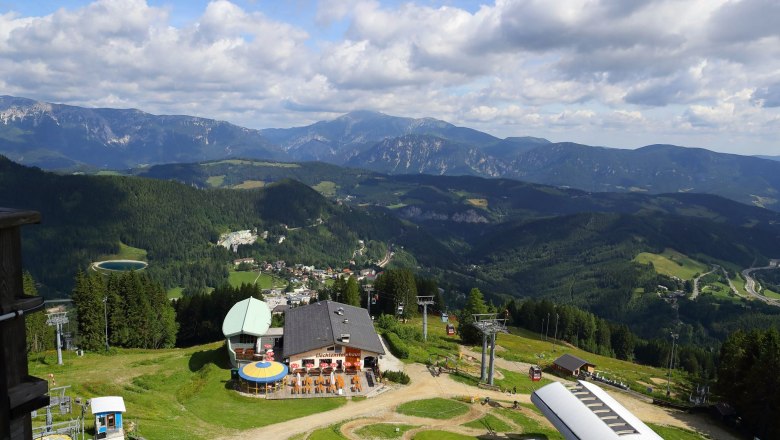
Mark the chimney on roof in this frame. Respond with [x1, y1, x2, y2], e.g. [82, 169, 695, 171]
[340, 333, 350, 343]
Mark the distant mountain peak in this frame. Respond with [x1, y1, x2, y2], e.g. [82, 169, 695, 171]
[337, 110, 388, 120]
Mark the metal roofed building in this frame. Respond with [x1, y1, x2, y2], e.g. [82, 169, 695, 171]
[553, 353, 596, 376]
[532, 380, 662, 440]
[222, 297, 282, 367]
[283, 300, 385, 372]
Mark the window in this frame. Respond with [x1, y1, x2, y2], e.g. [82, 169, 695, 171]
[334, 345, 342, 353]
[239, 334, 256, 345]
[326, 346, 335, 351]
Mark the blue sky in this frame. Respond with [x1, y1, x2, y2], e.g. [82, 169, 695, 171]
[1, 0, 779, 155]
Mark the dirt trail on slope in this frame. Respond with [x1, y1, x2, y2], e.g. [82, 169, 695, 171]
[222, 349, 739, 440]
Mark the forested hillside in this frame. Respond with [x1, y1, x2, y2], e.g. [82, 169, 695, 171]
[5, 155, 780, 346]
[0, 156, 410, 294]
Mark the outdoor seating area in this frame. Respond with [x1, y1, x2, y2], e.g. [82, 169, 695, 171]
[236, 360, 289, 396]
[264, 368, 380, 400]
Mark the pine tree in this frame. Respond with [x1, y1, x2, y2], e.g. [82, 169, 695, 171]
[459, 288, 487, 344]
[72, 271, 106, 351]
[24, 272, 52, 353]
[343, 275, 360, 307]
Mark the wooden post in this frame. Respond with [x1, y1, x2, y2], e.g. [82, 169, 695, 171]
[0, 208, 48, 440]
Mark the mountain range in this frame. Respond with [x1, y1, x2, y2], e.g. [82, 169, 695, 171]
[2, 95, 780, 210]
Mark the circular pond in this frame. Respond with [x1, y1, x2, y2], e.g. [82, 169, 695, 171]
[93, 259, 148, 272]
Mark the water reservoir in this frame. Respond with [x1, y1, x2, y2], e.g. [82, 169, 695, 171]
[93, 260, 148, 272]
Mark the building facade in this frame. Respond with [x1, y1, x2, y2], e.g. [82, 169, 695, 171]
[283, 301, 384, 371]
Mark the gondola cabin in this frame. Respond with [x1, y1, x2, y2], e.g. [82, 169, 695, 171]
[446, 324, 456, 335]
[529, 365, 542, 382]
[90, 396, 125, 439]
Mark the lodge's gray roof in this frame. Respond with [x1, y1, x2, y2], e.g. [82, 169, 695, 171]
[283, 300, 385, 357]
[553, 353, 594, 372]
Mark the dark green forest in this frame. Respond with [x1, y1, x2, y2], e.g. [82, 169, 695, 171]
[718, 328, 780, 439]
[71, 270, 177, 350]
[0, 156, 410, 295]
[5, 155, 780, 348]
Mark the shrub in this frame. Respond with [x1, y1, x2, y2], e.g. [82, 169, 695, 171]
[375, 314, 399, 331]
[395, 325, 423, 342]
[384, 332, 409, 359]
[383, 370, 410, 384]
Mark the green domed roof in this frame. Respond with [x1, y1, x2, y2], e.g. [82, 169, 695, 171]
[222, 297, 272, 337]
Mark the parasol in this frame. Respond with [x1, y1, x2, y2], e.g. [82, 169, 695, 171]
[238, 361, 289, 384]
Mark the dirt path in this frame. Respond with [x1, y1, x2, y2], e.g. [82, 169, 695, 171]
[220, 364, 508, 440]
[459, 345, 740, 440]
[222, 351, 739, 440]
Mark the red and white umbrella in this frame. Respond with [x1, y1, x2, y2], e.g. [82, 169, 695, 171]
[264, 343, 272, 349]
[320, 362, 328, 368]
[344, 361, 352, 367]
[330, 362, 337, 368]
[291, 363, 299, 369]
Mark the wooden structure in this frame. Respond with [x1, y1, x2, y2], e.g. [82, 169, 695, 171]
[552, 353, 596, 376]
[0, 208, 49, 440]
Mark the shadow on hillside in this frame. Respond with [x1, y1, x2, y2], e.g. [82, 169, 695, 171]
[188, 344, 230, 372]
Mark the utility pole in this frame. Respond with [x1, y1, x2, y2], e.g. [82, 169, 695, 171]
[103, 297, 109, 352]
[553, 313, 559, 349]
[46, 311, 69, 365]
[417, 296, 434, 342]
[364, 284, 374, 317]
[666, 333, 678, 397]
[540, 316, 545, 341]
[472, 313, 507, 385]
[545, 312, 550, 341]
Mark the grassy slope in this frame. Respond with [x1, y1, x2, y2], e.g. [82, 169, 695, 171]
[392, 317, 690, 401]
[30, 318, 708, 440]
[29, 343, 345, 439]
[493, 327, 691, 400]
[633, 248, 708, 280]
[97, 242, 148, 261]
[227, 269, 285, 289]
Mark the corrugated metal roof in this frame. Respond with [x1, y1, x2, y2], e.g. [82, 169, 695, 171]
[90, 396, 126, 415]
[531, 380, 663, 439]
[222, 297, 271, 337]
[283, 300, 385, 357]
[553, 353, 593, 372]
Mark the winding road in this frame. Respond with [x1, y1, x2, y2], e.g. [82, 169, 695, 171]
[742, 265, 780, 306]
